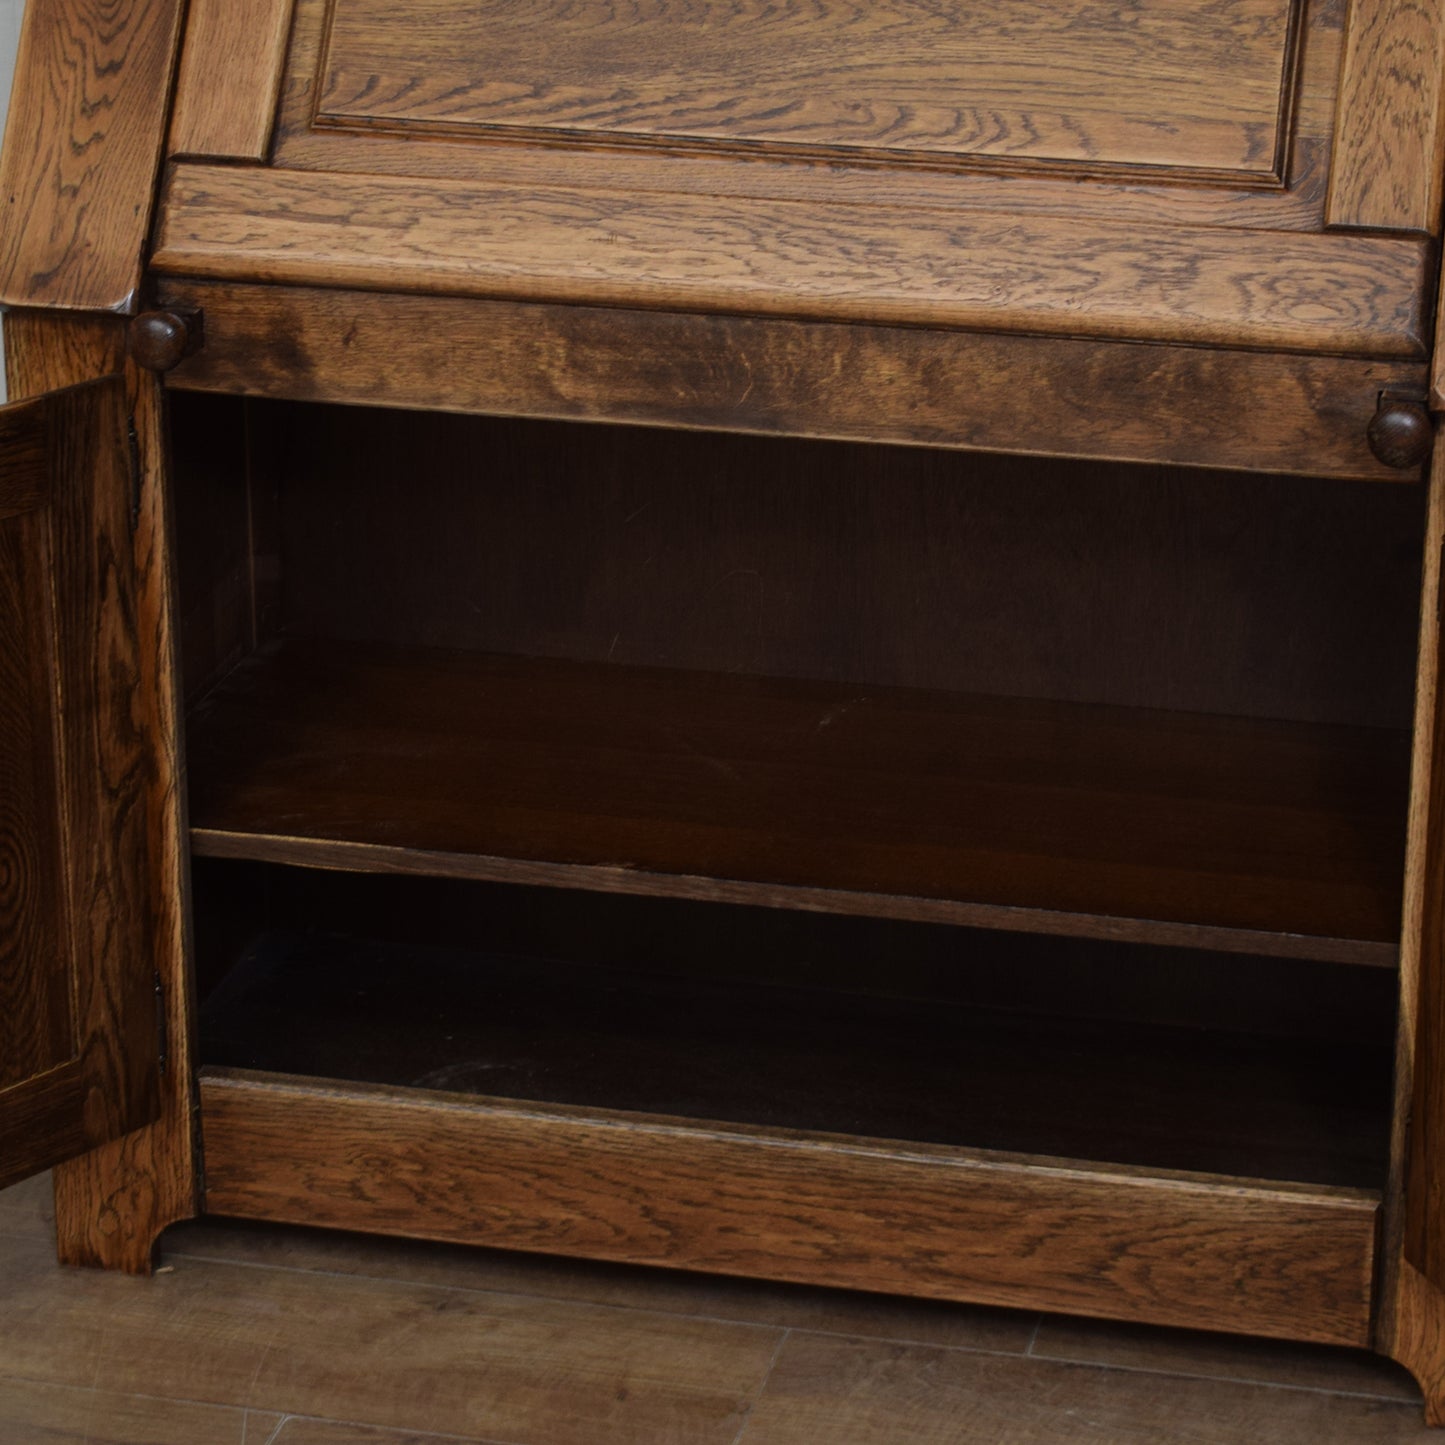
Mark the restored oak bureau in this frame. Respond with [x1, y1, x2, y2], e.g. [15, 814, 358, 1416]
[8, 0, 1445, 1420]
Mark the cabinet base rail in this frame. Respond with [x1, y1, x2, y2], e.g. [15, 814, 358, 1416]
[198, 1067, 1377, 1347]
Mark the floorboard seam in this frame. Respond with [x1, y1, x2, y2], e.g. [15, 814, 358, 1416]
[1019, 1349, 1420, 1406]
[730, 1326, 792, 1445]
[164, 1239, 1030, 1348]
[255, 1409, 524, 1444]
[259, 1413, 291, 1445]
[0, 1372, 268, 1429]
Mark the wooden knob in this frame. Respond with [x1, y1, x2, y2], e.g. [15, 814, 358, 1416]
[129, 311, 195, 373]
[1367, 397, 1433, 470]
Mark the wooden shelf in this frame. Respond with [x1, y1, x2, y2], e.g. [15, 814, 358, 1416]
[186, 641, 1411, 964]
[197, 927, 1393, 1189]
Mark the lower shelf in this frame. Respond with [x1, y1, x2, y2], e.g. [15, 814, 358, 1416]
[185, 640, 1410, 964]
[197, 1068, 1379, 1347]
[197, 926, 1393, 1189]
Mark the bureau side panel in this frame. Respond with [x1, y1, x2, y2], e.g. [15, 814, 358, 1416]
[0, 0, 187, 311]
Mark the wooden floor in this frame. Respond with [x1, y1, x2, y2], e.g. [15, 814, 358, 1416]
[0, 1171, 1436, 1443]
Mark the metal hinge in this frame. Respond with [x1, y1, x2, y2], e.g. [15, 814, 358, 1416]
[154, 970, 169, 1076]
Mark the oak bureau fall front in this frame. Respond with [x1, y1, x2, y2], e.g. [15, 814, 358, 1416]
[7, 0, 1445, 1425]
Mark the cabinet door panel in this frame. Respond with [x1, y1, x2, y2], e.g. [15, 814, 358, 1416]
[0, 378, 161, 1191]
[318, 0, 1299, 178]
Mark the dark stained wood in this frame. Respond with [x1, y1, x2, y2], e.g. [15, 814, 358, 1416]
[185, 642, 1410, 964]
[1327, 0, 1445, 233]
[161, 280, 1429, 482]
[316, 0, 1300, 179]
[235, 399, 1425, 731]
[198, 1069, 1380, 1347]
[0, 403, 70, 1096]
[0, 378, 161, 1192]
[168, 0, 295, 161]
[1369, 398, 1435, 469]
[0, 0, 187, 312]
[271, 0, 1345, 235]
[195, 925, 1394, 1187]
[128, 312, 198, 374]
[1372, 432, 1445, 1423]
[5, 312, 199, 1271]
[192, 860, 1403, 1047]
[1385, 1264, 1445, 1426]
[1403, 439, 1445, 1294]
[168, 394, 264, 708]
[0, 409, 46, 520]
[151, 166, 1432, 359]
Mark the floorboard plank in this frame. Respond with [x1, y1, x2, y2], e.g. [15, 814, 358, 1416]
[0, 1375, 258, 1445]
[738, 1332, 1437, 1444]
[1030, 1315, 1420, 1401]
[0, 1229, 781, 1444]
[0, 1172, 1431, 1440]
[163, 1216, 1038, 1353]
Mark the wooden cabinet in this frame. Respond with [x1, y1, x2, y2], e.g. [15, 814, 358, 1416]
[6, 0, 1445, 1422]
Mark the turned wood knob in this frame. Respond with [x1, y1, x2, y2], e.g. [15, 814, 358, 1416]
[129, 310, 196, 373]
[1367, 397, 1434, 470]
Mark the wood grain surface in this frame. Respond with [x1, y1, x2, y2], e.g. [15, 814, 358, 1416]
[0, 0, 186, 311]
[184, 641, 1409, 964]
[159, 280, 1429, 481]
[0, 400, 69, 1096]
[0, 410, 46, 520]
[198, 1069, 1379, 1347]
[1369, 433, 1445, 1421]
[1400, 437, 1445, 1300]
[5, 313, 198, 1271]
[269, 0, 1345, 236]
[151, 165, 1432, 357]
[0, 376, 163, 1192]
[169, 0, 296, 160]
[1328, 0, 1445, 232]
[316, 0, 1299, 178]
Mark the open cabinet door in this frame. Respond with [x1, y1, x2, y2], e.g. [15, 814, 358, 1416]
[0, 376, 162, 1189]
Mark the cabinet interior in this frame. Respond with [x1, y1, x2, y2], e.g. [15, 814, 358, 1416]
[170, 390, 1427, 1195]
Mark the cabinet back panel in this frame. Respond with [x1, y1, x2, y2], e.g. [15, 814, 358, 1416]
[229, 399, 1426, 729]
[172, 393, 256, 707]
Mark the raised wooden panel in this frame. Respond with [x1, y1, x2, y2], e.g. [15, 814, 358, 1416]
[169, 0, 296, 161]
[0, 377, 161, 1191]
[316, 0, 1302, 178]
[0, 406, 70, 1094]
[1327, 0, 1445, 233]
[199, 1070, 1378, 1347]
[268, 0, 1345, 235]
[0, 0, 187, 312]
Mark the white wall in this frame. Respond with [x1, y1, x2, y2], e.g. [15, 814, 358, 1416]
[0, 0, 26, 400]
